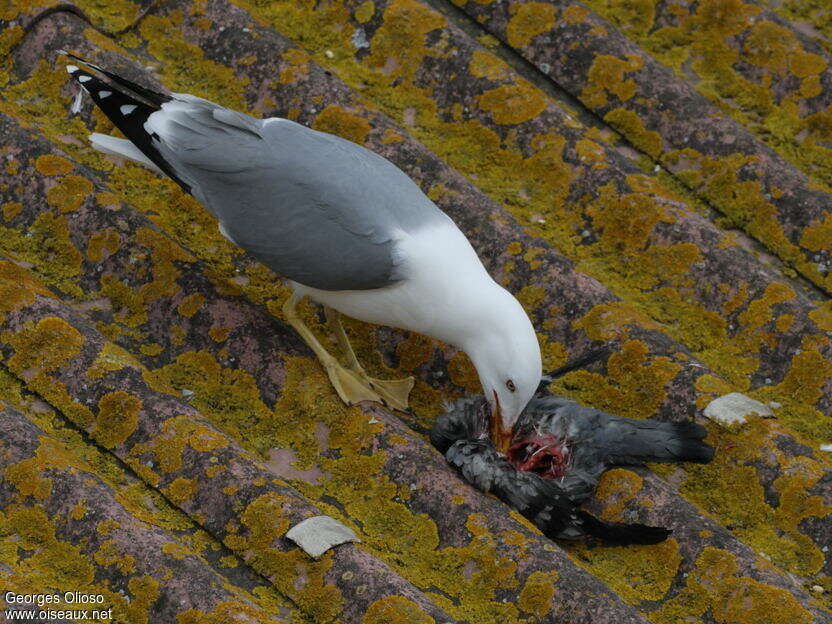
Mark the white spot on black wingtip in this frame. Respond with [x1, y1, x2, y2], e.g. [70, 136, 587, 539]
[66, 65, 79, 74]
[78, 75, 92, 83]
[120, 104, 138, 115]
[99, 90, 112, 99]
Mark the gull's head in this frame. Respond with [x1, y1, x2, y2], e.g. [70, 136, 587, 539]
[462, 286, 542, 454]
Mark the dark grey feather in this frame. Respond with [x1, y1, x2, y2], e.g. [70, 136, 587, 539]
[432, 392, 714, 544]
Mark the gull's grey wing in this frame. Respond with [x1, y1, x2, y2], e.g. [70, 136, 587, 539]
[149, 97, 448, 291]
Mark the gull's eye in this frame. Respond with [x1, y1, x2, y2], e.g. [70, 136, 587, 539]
[506, 379, 516, 392]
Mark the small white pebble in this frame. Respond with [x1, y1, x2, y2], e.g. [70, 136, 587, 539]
[819, 444, 832, 452]
[811, 585, 824, 594]
[703, 392, 773, 426]
[324, 49, 335, 58]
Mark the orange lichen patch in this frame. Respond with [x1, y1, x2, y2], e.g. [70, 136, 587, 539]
[0, 260, 53, 318]
[139, 13, 249, 112]
[98, 274, 148, 328]
[477, 80, 547, 125]
[5, 436, 80, 500]
[129, 414, 227, 474]
[0, 505, 95, 588]
[86, 227, 121, 263]
[135, 227, 196, 302]
[556, 340, 681, 418]
[799, 212, 832, 253]
[572, 302, 658, 342]
[208, 325, 232, 342]
[177, 293, 206, 318]
[354, 0, 375, 23]
[365, 0, 446, 83]
[143, 350, 280, 456]
[93, 538, 135, 575]
[395, 332, 437, 370]
[563, 4, 591, 23]
[93, 391, 142, 449]
[517, 570, 558, 618]
[469, 49, 509, 80]
[594, 468, 644, 521]
[1, 201, 22, 220]
[808, 303, 832, 332]
[5, 316, 84, 375]
[35, 154, 74, 176]
[505, 2, 556, 48]
[649, 547, 814, 624]
[361, 596, 436, 623]
[447, 351, 480, 393]
[45, 174, 94, 213]
[312, 105, 373, 145]
[603, 108, 662, 158]
[569, 537, 681, 604]
[0, 211, 84, 297]
[582, 54, 643, 108]
[165, 477, 199, 504]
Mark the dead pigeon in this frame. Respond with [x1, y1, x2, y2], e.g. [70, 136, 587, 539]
[431, 394, 714, 544]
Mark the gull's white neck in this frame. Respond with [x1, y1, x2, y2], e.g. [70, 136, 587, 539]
[293, 219, 532, 350]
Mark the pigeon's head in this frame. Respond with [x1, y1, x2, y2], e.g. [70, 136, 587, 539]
[465, 286, 541, 454]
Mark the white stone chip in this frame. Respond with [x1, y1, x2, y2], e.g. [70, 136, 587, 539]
[286, 515, 360, 558]
[703, 392, 773, 426]
[819, 444, 832, 452]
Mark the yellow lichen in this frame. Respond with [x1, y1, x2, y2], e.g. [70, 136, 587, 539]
[312, 105, 374, 145]
[477, 80, 547, 125]
[45, 175, 94, 213]
[35, 154, 74, 176]
[5, 316, 84, 374]
[505, 2, 556, 48]
[93, 391, 141, 449]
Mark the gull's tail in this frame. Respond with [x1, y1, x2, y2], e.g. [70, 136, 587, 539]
[60, 50, 190, 192]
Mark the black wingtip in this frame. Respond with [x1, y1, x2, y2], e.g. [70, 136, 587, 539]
[580, 512, 671, 545]
[671, 421, 715, 463]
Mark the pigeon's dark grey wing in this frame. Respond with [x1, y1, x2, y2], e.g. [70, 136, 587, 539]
[146, 98, 450, 291]
[445, 439, 670, 545]
[521, 396, 714, 467]
[598, 419, 714, 466]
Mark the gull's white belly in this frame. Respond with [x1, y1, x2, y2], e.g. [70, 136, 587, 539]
[291, 220, 497, 347]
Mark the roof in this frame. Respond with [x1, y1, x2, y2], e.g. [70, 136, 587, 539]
[0, 0, 830, 621]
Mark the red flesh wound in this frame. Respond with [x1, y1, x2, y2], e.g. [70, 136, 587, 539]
[507, 434, 569, 479]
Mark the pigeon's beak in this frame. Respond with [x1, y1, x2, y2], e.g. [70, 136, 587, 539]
[489, 390, 512, 454]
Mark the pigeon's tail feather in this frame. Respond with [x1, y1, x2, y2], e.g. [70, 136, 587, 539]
[578, 512, 671, 545]
[604, 419, 714, 466]
[62, 53, 190, 192]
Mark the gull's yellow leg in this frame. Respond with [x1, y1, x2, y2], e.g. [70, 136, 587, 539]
[325, 306, 414, 411]
[283, 294, 382, 406]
